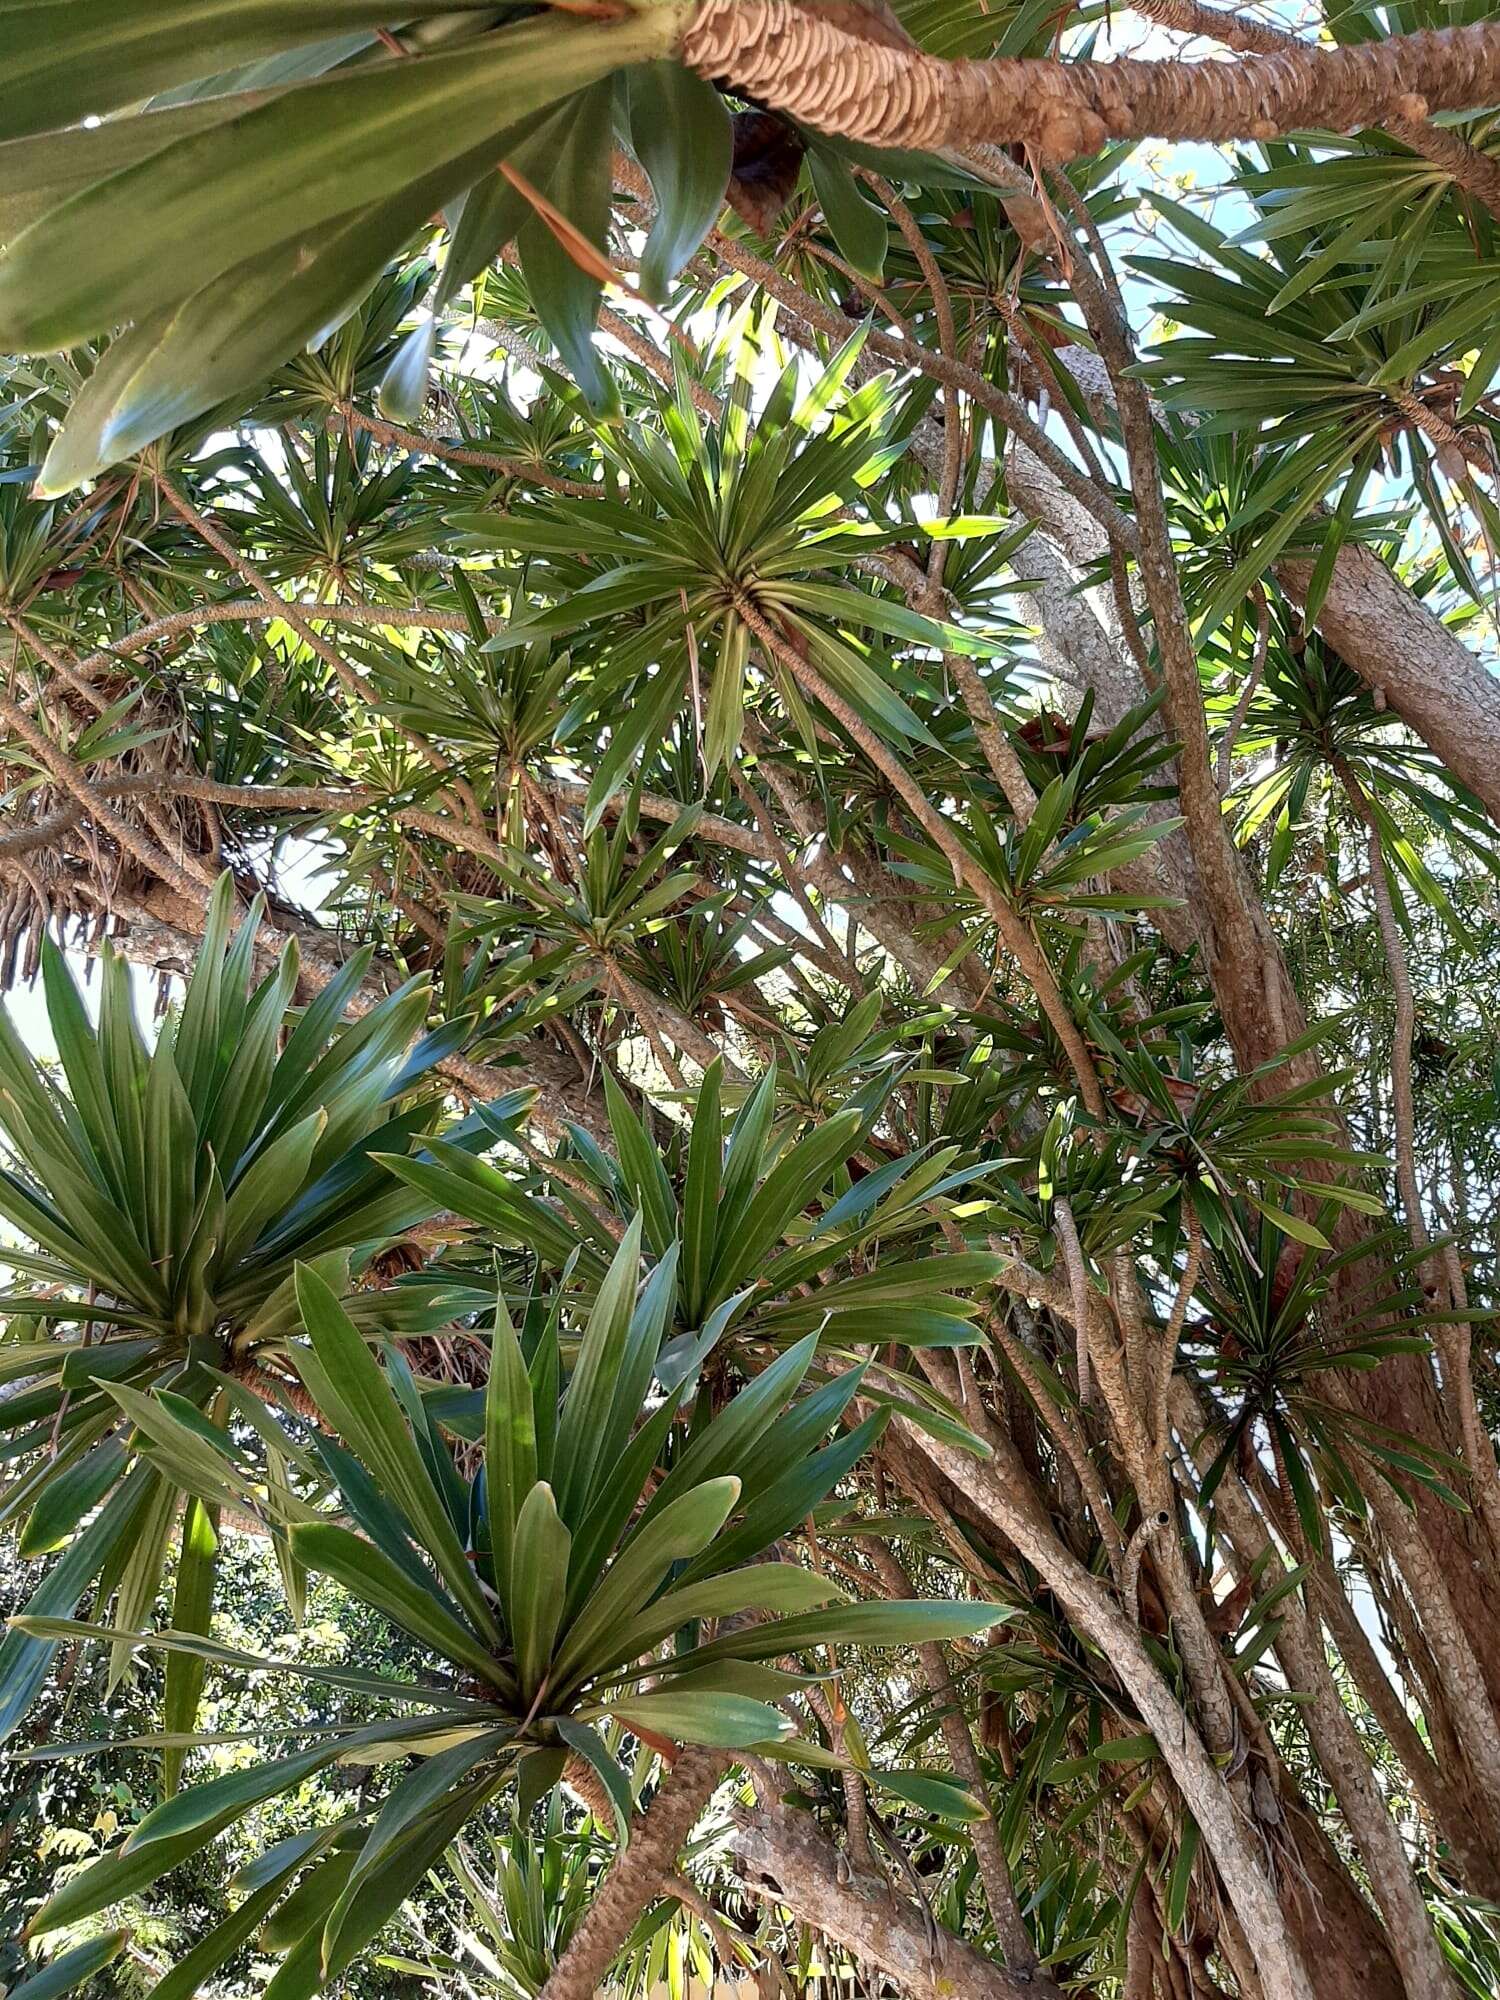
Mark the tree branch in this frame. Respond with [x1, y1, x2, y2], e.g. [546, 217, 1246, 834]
[1133, 0, 1500, 220]
[537, 1748, 728, 2000]
[681, 3, 1500, 160]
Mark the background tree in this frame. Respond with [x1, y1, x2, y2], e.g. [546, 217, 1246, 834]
[3, 3, 1500, 1998]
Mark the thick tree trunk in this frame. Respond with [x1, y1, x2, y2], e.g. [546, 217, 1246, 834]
[1010, 338, 1500, 1885]
[1279, 543, 1500, 824]
[898, 1377, 1317, 2000]
[1278, 1804, 1409, 2000]
[1041, 343, 1500, 829]
[1184, 1389, 1459, 1999]
[539, 1748, 729, 2000]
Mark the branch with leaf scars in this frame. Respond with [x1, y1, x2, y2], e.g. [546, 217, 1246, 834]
[680, 1, 1500, 161]
[537, 1748, 730, 2000]
[1133, 0, 1500, 222]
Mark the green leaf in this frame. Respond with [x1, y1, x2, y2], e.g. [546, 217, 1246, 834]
[144, 1852, 307, 2000]
[866, 1768, 990, 1822]
[101, 1385, 249, 1519]
[1246, 1195, 1331, 1249]
[124, 1741, 348, 1855]
[517, 79, 618, 415]
[31, 196, 480, 489]
[1166, 1814, 1200, 1933]
[219, 1112, 325, 1272]
[606, 1689, 792, 1748]
[515, 1744, 570, 1818]
[376, 317, 439, 428]
[17, 1437, 128, 1559]
[696, 1408, 889, 1579]
[38, 937, 124, 1197]
[624, 63, 732, 301]
[337, 1727, 509, 1899]
[644, 1334, 818, 1522]
[162, 1496, 220, 1796]
[0, 12, 678, 352]
[0, 1467, 152, 1744]
[509, 1480, 572, 1697]
[555, 1718, 635, 1843]
[597, 1565, 847, 1678]
[321, 1772, 500, 1979]
[671, 1598, 1008, 1672]
[289, 1522, 504, 1689]
[440, 110, 559, 291]
[0, 2, 444, 142]
[485, 1293, 537, 1602]
[7, 1933, 130, 2000]
[551, 1215, 645, 1523]
[549, 1477, 741, 1694]
[680, 1059, 723, 1320]
[24, 1728, 423, 1939]
[9, 1616, 492, 1710]
[294, 1263, 500, 1641]
[808, 148, 888, 281]
[603, 1071, 677, 1257]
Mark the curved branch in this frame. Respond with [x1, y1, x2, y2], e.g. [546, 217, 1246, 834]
[31, 598, 481, 694]
[0, 687, 212, 899]
[0, 773, 374, 860]
[729, 1796, 1048, 2000]
[898, 1357, 1316, 2000]
[734, 591, 1107, 1115]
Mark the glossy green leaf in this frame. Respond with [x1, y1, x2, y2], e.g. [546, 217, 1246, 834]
[807, 147, 888, 281]
[0, 15, 674, 350]
[509, 1480, 572, 1697]
[549, 1476, 740, 1694]
[516, 79, 618, 415]
[294, 1263, 500, 1640]
[161, 1495, 220, 1796]
[607, 1688, 791, 1748]
[289, 1521, 504, 1688]
[624, 63, 732, 301]
[7, 1932, 130, 2000]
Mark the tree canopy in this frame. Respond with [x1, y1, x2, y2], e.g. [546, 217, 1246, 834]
[3, 5, 1500, 1999]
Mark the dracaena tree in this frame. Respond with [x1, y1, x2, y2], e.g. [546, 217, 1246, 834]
[0, 872, 479, 1752]
[15, 1250, 994, 1997]
[4, 5, 1500, 2000]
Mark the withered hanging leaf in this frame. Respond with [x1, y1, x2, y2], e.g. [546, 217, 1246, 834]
[725, 111, 806, 236]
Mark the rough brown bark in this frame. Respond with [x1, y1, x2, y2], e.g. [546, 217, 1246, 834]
[680, 2, 1500, 160]
[538, 1747, 729, 2000]
[1044, 341, 1500, 827]
[1179, 1386, 1460, 2000]
[1133, 0, 1500, 219]
[729, 1798, 1051, 2000]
